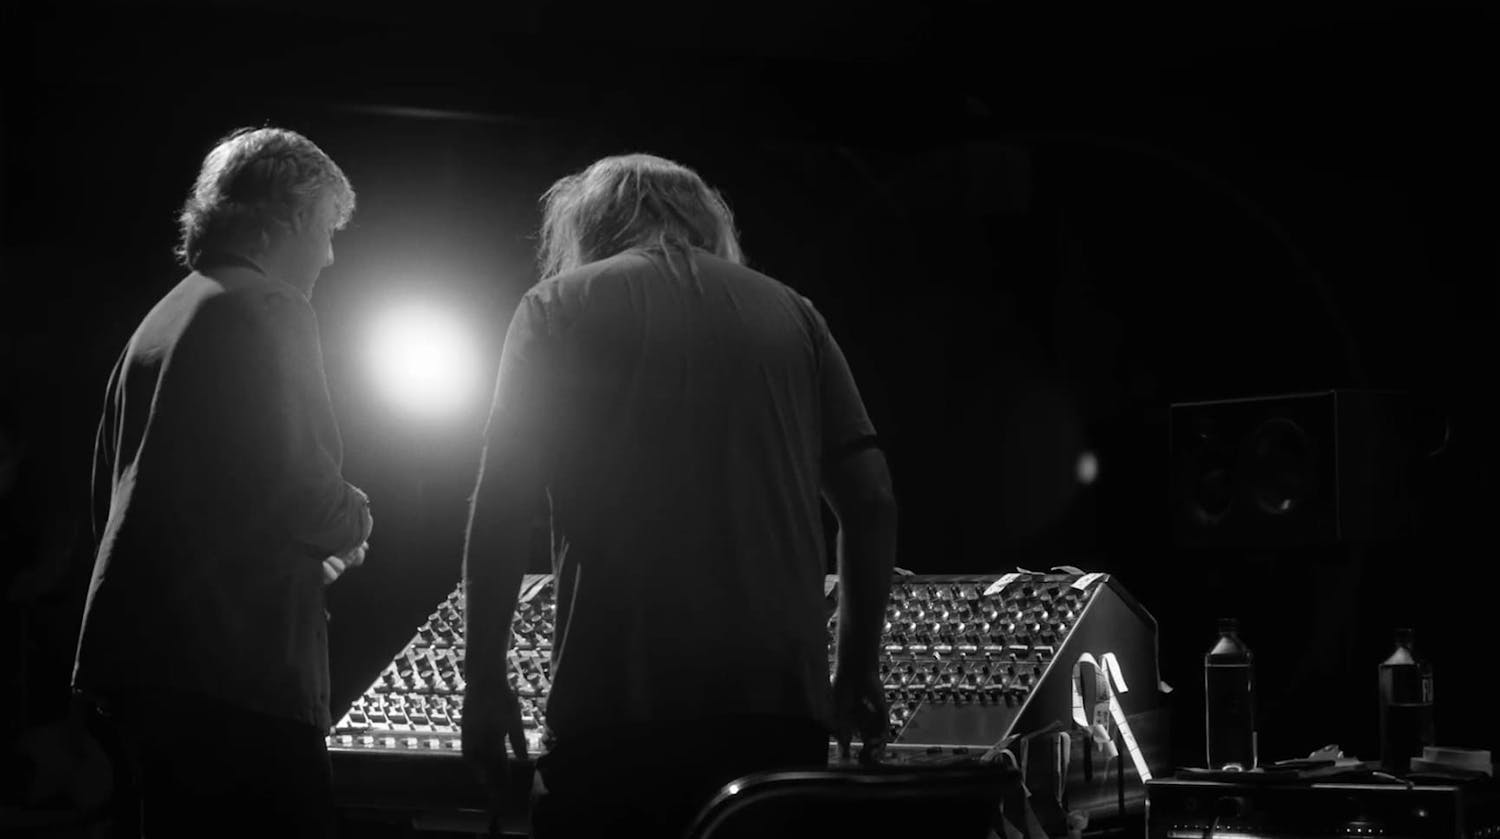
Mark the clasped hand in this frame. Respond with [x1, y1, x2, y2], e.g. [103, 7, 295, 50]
[321, 542, 368, 585]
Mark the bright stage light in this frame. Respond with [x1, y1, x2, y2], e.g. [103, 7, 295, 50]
[1076, 450, 1099, 485]
[368, 303, 482, 420]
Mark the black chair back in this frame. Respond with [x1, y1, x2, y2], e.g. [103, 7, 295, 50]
[684, 762, 1018, 839]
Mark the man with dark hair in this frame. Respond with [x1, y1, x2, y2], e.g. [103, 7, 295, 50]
[462, 153, 898, 837]
[72, 127, 373, 838]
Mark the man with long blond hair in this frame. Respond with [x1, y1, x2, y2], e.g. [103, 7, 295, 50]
[72, 126, 373, 838]
[462, 153, 898, 837]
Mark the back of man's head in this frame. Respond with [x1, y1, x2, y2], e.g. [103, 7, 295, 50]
[537, 153, 743, 281]
[176, 126, 355, 270]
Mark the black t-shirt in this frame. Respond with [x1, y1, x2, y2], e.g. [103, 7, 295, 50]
[482, 246, 875, 744]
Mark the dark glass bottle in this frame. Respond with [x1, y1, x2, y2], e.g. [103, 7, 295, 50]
[1378, 628, 1435, 774]
[1205, 617, 1257, 771]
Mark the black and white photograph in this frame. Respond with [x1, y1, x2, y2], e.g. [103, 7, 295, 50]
[2, 2, 1497, 837]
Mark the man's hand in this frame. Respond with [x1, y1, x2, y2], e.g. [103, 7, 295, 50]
[462, 680, 530, 815]
[832, 667, 889, 765]
[322, 542, 368, 585]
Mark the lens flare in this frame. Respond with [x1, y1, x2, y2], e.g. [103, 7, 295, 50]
[1076, 451, 1099, 485]
[368, 303, 480, 419]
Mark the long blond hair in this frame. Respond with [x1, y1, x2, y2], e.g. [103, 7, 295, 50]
[537, 153, 743, 280]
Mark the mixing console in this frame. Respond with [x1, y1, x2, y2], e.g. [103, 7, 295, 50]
[333, 571, 1145, 753]
[873, 573, 1092, 739]
[330, 570, 1170, 833]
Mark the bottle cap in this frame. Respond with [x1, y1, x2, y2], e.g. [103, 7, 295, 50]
[1218, 617, 1239, 633]
[1395, 627, 1414, 645]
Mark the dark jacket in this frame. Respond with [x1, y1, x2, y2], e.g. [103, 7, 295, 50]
[73, 260, 370, 729]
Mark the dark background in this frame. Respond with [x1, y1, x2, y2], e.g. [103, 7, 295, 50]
[3, 0, 1496, 773]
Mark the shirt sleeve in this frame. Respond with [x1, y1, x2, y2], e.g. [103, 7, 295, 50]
[249, 286, 372, 556]
[481, 291, 557, 483]
[804, 297, 879, 466]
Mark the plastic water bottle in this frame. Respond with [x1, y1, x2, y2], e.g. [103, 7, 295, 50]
[1205, 617, 1257, 771]
[1379, 628, 1434, 774]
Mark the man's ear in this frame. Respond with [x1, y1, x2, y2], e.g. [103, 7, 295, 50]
[255, 226, 275, 257]
[290, 204, 316, 235]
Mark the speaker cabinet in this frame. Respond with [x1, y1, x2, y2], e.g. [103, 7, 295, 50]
[1170, 390, 1413, 549]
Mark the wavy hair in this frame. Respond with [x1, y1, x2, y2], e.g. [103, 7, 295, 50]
[175, 127, 355, 269]
[537, 153, 743, 281]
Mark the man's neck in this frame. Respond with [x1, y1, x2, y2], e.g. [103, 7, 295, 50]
[200, 253, 313, 298]
[201, 251, 267, 275]
[257, 249, 316, 298]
